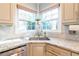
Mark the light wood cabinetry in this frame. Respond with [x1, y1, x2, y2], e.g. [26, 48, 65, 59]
[61, 3, 79, 24]
[27, 43, 46, 56]
[27, 43, 72, 56]
[0, 4, 11, 23]
[0, 3, 16, 24]
[72, 52, 79, 56]
[14, 46, 27, 56]
[62, 4, 74, 23]
[46, 43, 71, 56]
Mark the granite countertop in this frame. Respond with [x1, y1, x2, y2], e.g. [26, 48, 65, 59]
[0, 37, 79, 54]
[0, 39, 27, 53]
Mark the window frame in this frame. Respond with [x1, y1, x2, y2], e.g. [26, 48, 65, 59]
[15, 9, 36, 33]
[15, 6, 61, 34]
[40, 7, 61, 32]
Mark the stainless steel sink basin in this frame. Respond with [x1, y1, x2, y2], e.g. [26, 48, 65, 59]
[29, 37, 50, 40]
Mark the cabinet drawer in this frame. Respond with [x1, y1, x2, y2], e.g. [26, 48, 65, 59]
[72, 52, 79, 56]
[29, 43, 46, 47]
[46, 44, 71, 56]
[46, 51, 56, 56]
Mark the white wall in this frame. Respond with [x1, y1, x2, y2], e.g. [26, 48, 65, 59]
[23, 3, 54, 11]
[24, 3, 37, 10]
[39, 3, 53, 11]
[24, 3, 53, 11]
[0, 25, 14, 41]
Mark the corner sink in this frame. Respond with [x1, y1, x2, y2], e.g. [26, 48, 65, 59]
[29, 37, 50, 40]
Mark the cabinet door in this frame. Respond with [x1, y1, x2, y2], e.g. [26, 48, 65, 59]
[32, 46, 44, 56]
[0, 4, 11, 23]
[63, 3, 74, 22]
[28, 43, 45, 56]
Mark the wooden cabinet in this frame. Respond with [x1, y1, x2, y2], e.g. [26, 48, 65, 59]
[63, 4, 74, 22]
[46, 43, 71, 56]
[11, 45, 27, 56]
[27, 43, 46, 56]
[0, 3, 16, 24]
[0, 4, 11, 23]
[72, 52, 79, 56]
[27, 43, 71, 56]
[61, 3, 79, 24]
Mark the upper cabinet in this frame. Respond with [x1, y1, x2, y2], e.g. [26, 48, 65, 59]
[61, 3, 79, 25]
[63, 4, 74, 22]
[0, 3, 16, 24]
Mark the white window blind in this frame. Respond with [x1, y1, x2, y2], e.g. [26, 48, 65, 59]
[15, 9, 36, 33]
[41, 7, 61, 32]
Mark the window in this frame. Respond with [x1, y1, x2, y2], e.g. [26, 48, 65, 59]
[41, 7, 61, 32]
[27, 21, 35, 30]
[15, 9, 36, 33]
[42, 21, 51, 30]
[15, 6, 61, 33]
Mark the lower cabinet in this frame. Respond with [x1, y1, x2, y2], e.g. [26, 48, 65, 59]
[72, 52, 79, 56]
[46, 43, 71, 56]
[27, 43, 71, 56]
[27, 43, 46, 56]
[14, 46, 27, 56]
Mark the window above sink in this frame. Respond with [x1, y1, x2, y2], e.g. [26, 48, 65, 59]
[15, 3, 61, 34]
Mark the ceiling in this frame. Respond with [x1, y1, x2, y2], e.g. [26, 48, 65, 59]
[24, 3, 53, 11]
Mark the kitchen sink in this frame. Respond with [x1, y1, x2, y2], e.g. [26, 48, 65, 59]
[29, 37, 50, 40]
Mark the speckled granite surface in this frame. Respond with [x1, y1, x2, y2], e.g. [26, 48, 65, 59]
[0, 38, 79, 53]
[0, 39, 27, 53]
